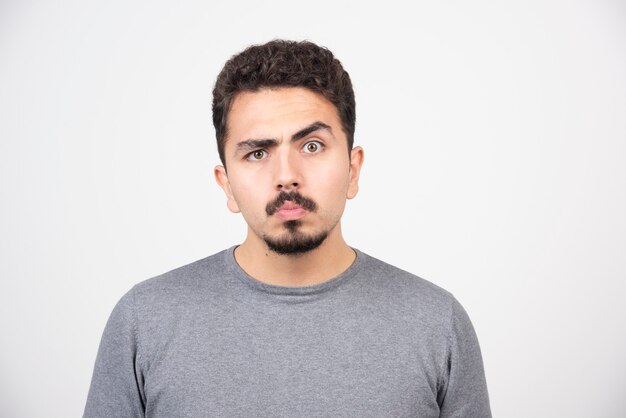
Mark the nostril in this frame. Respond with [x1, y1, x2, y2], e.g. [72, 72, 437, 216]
[277, 182, 299, 191]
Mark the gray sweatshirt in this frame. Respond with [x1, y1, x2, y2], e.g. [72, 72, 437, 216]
[84, 247, 491, 417]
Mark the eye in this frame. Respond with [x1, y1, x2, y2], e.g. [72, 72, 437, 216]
[302, 140, 323, 154]
[246, 149, 268, 161]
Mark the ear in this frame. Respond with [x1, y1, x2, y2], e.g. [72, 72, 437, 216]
[346, 146, 364, 199]
[214, 165, 241, 213]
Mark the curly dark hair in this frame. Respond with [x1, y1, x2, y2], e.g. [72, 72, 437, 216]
[212, 39, 355, 166]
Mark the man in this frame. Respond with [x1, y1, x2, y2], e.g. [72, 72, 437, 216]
[84, 40, 491, 417]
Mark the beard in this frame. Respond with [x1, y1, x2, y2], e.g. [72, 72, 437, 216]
[263, 191, 328, 255]
[263, 221, 328, 255]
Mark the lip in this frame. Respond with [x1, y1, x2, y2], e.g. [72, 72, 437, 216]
[275, 203, 307, 221]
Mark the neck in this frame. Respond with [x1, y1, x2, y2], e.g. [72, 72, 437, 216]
[234, 223, 356, 287]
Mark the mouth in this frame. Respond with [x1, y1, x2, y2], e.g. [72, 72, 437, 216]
[275, 201, 308, 221]
[266, 191, 317, 219]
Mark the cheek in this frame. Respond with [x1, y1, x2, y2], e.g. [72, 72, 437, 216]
[230, 179, 265, 212]
[314, 166, 351, 202]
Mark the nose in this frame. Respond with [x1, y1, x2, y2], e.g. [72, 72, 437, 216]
[274, 150, 301, 192]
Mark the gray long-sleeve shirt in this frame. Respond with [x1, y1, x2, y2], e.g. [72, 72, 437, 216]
[84, 247, 491, 417]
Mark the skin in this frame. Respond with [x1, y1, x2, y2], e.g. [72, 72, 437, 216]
[214, 87, 364, 287]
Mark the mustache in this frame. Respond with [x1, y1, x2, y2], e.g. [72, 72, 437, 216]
[265, 191, 318, 216]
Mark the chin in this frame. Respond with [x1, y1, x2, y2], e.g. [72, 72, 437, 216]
[262, 229, 329, 255]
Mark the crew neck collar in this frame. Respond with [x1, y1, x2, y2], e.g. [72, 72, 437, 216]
[224, 245, 365, 296]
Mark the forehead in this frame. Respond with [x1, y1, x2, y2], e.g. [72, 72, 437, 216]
[226, 87, 342, 143]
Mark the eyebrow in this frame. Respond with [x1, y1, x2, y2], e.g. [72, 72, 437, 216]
[291, 121, 333, 141]
[236, 138, 277, 152]
[235, 121, 333, 152]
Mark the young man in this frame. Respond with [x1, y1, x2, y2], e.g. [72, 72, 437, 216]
[84, 40, 491, 417]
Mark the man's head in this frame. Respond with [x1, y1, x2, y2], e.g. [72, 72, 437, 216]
[212, 40, 363, 256]
[212, 39, 355, 167]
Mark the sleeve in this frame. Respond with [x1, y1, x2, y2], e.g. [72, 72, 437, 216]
[83, 288, 146, 418]
[438, 298, 492, 418]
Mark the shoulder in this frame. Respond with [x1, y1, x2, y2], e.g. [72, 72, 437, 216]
[108, 249, 235, 352]
[136, 249, 229, 290]
[358, 251, 454, 304]
[355, 250, 460, 327]
[126, 248, 232, 311]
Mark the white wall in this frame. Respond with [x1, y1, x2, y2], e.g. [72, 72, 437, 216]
[1, 0, 625, 416]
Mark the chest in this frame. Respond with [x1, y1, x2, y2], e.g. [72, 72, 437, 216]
[139, 298, 445, 417]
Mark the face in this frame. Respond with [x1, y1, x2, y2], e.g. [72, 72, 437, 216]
[214, 87, 363, 255]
